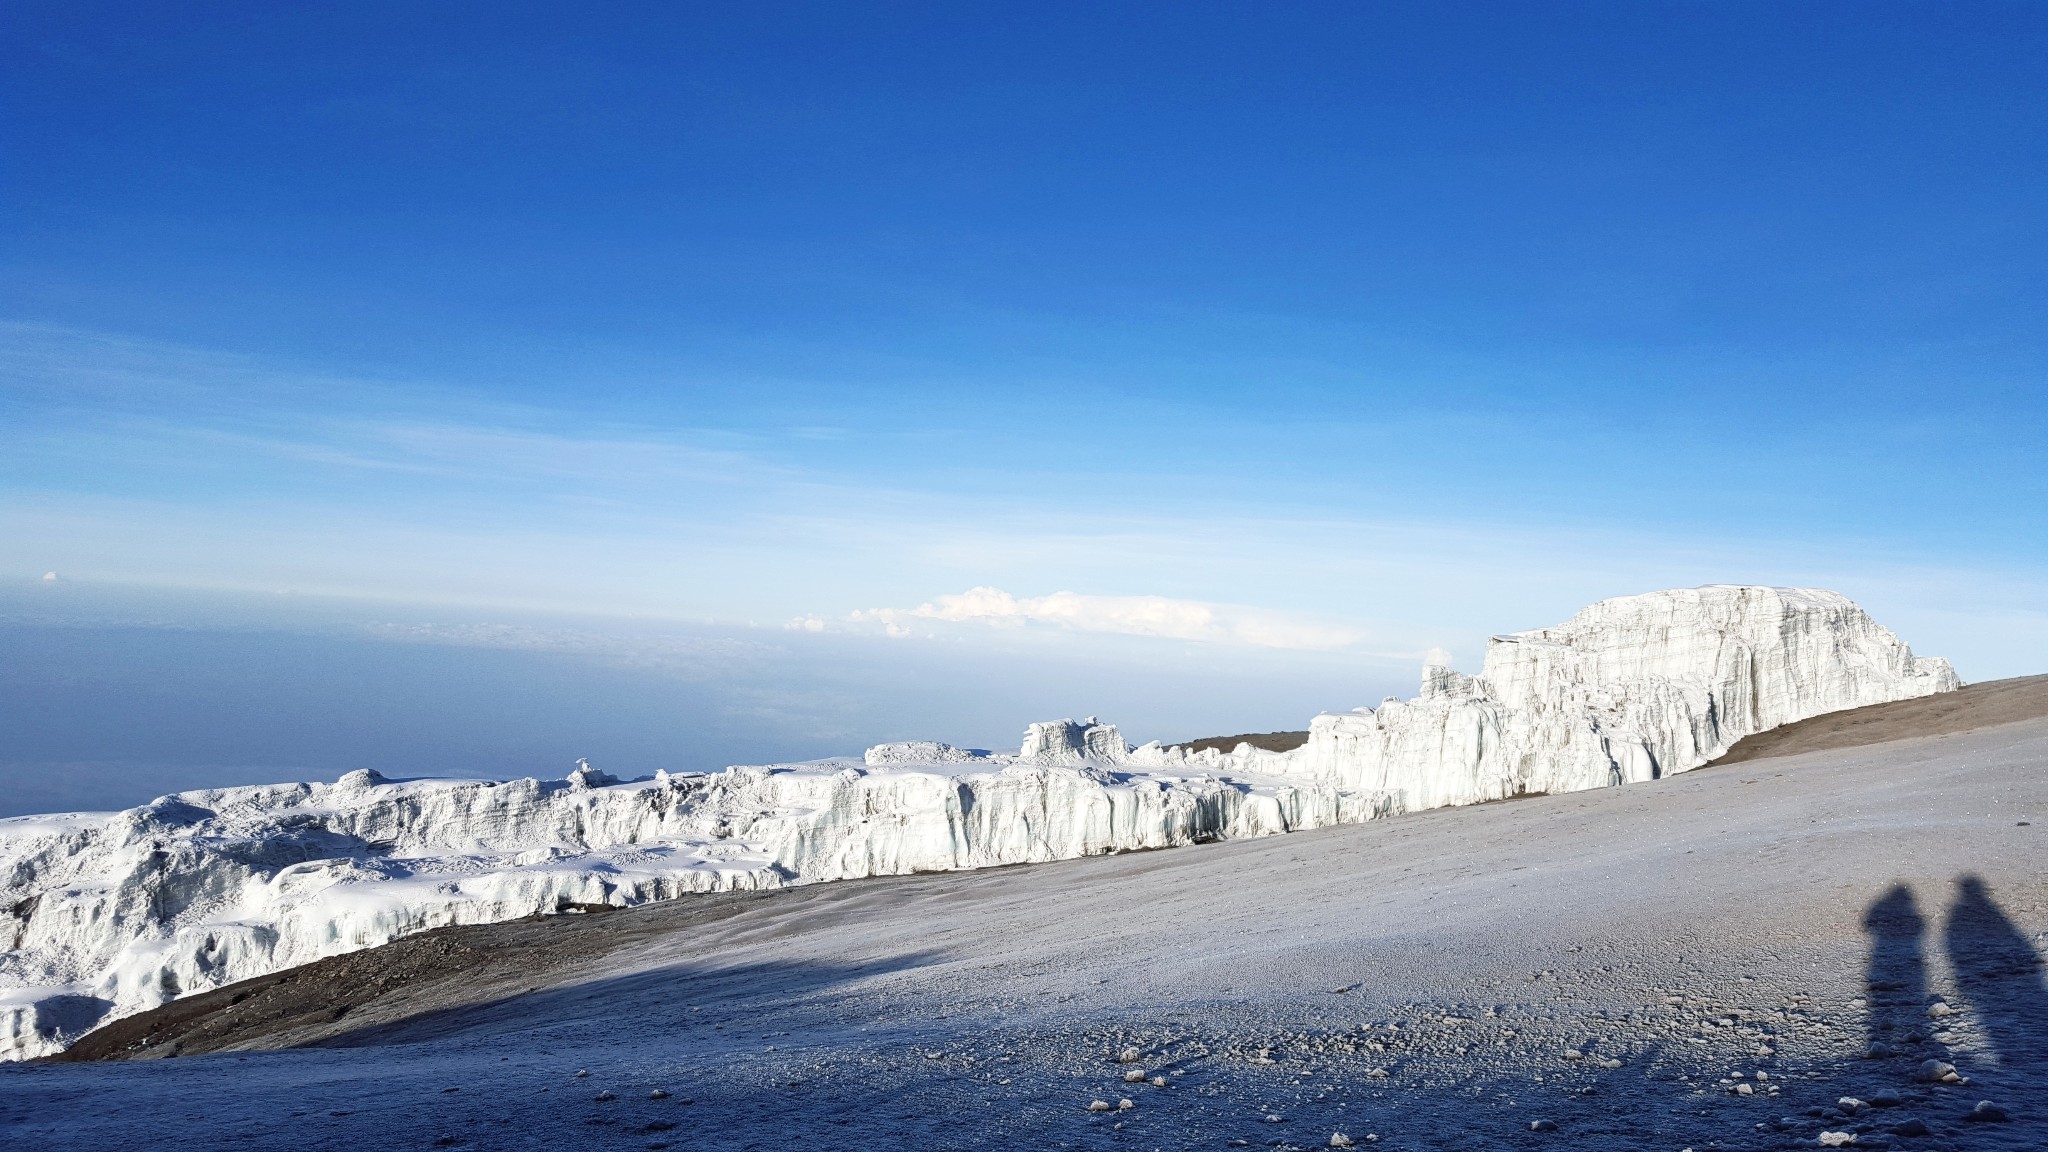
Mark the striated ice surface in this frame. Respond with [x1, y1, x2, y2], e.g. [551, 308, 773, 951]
[0, 585, 1955, 1059]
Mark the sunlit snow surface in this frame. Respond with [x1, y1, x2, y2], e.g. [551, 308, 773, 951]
[1, 586, 1955, 1059]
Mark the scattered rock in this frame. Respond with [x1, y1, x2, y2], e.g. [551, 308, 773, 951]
[1331, 1134, 1355, 1148]
[1733, 1083, 1754, 1096]
[1529, 1119, 1558, 1132]
[1598, 1057, 1624, 1069]
[1912, 1060, 1958, 1083]
[1150, 1076, 1167, 1087]
[1117, 1098, 1134, 1111]
[574, 1069, 590, 1079]
[1964, 1101, 2010, 1123]
[1867, 1090, 1900, 1108]
[649, 1089, 669, 1100]
[1925, 1002, 1953, 1018]
[1123, 1069, 1146, 1083]
[1838, 1097, 1866, 1113]
[594, 1090, 615, 1102]
[1087, 1100, 1112, 1113]
[1265, 1114, 1285, 1123]
[1887, 1119, 1931, 1137]
[1117, 1047, 1142, 1063]
[1817, 1131, 1857, 1147]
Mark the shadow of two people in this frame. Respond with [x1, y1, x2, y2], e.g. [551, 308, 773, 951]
[1862, 875, 2043, 1130]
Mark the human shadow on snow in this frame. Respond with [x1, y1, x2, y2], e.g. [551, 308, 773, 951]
[1838, 876, 2044, 1146]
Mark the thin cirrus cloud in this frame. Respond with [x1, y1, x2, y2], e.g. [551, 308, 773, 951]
[848, 586, 1378, 651]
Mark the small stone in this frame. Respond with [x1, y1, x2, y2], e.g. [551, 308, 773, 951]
[574, 1069, 590, 1079]
[1887, 1119, 1930, 1137]
[1331, 1134, 1355, 1148]
[1265, 1114, 1285, 1123]
[1118, 1047, 1142, 1063]
[649, 1089, 669, 1100]
[1124, 1069, 1146, 1083]
[1087, 1100, 1112, 1112]
[1867, 1090, 1900, 1107]
[1529, 1119, 1558, 1132]
[1756, 1071, 1769, 1082]
[1150, 1076, 1167, 1087]
[1964, 1100, 2010, 1123]
[1925, 1002, 1953, 1018]
[1562, 1049, 1583, 1060]
[1838, 1097, 1866, 1113]
[594, 1090, 615, 1102]
[1734, 1083, 1755, 1096]
[1598, 1058, 1623, 1069]
[1817, 1131, 1857, 1147]
[1912, 1060, 1957, 1083]
[1117, 1098, 1134, 1111]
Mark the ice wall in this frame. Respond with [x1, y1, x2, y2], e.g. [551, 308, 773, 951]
[1131, 585, 1959, 808]
[0, 586, 1955, 1059]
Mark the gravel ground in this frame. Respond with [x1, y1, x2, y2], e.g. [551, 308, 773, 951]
[6, 699, 2044, 1151]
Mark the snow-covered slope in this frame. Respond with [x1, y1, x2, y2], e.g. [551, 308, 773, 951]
[0, 586, 1955, 1059]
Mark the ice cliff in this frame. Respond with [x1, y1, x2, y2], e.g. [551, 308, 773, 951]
[1, 586, 1955, 1059]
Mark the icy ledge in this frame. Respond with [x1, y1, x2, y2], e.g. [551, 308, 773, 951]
[1, 585, 1955, 1059]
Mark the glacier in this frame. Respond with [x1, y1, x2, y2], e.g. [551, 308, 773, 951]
[0, 585, 1957, 1060]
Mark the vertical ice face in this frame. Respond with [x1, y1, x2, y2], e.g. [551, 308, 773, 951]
[0, 586, 1956, 1059]
[1140, 585, 1958, 809]
[1019, 717, 1130, 764]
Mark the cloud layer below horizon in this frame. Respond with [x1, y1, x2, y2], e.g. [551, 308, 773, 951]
[853, 586, 1379, 651]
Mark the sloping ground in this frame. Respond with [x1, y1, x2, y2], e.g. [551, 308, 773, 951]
[1710, 674, 2048, 766]
[51, 893, 769, 1061]
[8, 688, 2045, 1152]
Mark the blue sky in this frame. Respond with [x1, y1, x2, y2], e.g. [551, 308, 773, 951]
[4, 0, 2046, 762]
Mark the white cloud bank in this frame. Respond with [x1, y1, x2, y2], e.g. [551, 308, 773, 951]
[853, 586, 1376, 651]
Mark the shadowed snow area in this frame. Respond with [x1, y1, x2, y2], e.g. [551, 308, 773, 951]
[5, 689, 2044, 1151]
